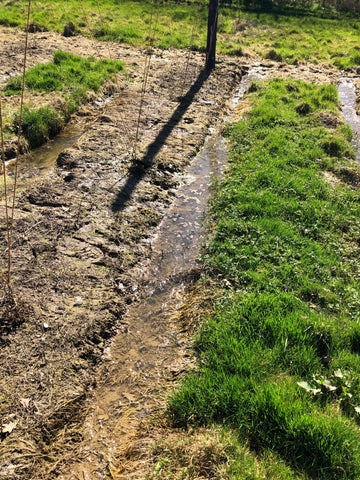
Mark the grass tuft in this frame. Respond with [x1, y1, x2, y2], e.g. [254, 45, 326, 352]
[13, 106, 63, 149]
[5, 50, 124, 148]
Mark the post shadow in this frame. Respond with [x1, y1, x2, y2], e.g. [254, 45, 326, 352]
[111, 68, 211, 213]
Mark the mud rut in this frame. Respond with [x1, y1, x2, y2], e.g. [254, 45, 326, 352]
[0, 26, 353, 480]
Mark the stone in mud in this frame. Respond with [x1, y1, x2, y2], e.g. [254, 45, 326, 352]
[57, 149, 79, 170]
[63, 22, 77, 37]
[28, 22, 48, 33]
[74, 297, 83, 306]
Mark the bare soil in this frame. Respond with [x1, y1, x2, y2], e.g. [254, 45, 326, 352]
[0, 26, 350, 480]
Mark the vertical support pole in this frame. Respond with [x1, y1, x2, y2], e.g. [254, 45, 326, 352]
[205, 0, 219, 71]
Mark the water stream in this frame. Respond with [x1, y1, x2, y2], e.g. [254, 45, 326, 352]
[65, 134, 230, 480]
[338, 77, 360, 163]
[1, 124, 81, 194]
[60, 66, 268, 479]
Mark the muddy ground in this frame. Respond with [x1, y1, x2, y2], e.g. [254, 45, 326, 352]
[0, 26, 355, 480]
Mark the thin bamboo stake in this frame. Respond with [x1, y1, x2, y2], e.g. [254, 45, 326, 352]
[179, 0, 201, 96]
[132, 0, 158, 159]
[95, 0, 114, 61]
[8, 0, 32, 287]
[0, 98, 12, 287]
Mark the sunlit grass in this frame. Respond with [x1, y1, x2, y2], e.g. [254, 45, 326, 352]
[168, 79, 360, 478]
[1, 0, 360, 68]
[4, 50, 124, 148]
[218, 10, 360, 67]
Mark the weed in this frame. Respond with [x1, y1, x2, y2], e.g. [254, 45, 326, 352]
[298, 368, 360, 418]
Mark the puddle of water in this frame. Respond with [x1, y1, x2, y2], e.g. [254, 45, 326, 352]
[338, 77, 360, 163]
[61, 66, 266, 480]
[0, 124, 82, 195]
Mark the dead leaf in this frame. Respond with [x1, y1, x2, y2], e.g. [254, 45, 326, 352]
[2, 420, 18, 434]
[20, 398, 31, 409]
[0, 464, 18, 476]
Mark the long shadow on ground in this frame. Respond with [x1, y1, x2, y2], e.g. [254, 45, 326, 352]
[111, 68, 211, 213]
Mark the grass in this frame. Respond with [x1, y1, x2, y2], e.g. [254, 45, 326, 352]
[5, 50, 124, 148]
[167, 78, 360, 478]
[13, 106, 63, 149]
[1, 0, 360, 68]
[218, 11, 360, 68]
[5, 50, 123, 97]
[148, 425, 303, 479]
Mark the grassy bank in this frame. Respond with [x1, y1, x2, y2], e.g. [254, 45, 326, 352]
[4, 50, 124, 148]
[218, 11, 360, 68]
[1, 0, 360, 68]
[167, 79, 360, 478]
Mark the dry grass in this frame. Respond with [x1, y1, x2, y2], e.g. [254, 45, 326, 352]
[175, 278, 225, 335]
[107, 421, 236, 480]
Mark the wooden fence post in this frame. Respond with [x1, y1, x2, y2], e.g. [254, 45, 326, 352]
[205, 0, 219, 71]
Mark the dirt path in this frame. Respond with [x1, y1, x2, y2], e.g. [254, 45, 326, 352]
[0, 26, 348, 480]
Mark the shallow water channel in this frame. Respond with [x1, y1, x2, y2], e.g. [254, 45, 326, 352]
[1, 124, 81, 194]
[59, 66, 267, 479]
[338, 77, 360, 162]
[69, 137, 228, 479]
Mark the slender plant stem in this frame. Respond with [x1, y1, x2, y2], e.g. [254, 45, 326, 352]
[132, 0, 156, 158]
[9, 0, 31, 287]
[0, 98, 12, 288]
[95, 0, 113, 61]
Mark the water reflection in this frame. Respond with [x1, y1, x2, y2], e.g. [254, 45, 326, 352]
[64, 66, 268, 480]
[338, 77, 360, 163]
[1, 124, 81, 195]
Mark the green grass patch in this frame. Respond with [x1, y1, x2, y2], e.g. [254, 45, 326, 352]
[13, 106, 63, 149]
[168, 79, 360, 478]
[5, 50, 124, 98]
[1, 0, 360, 68]
[0, 0, 207, 51]
[220, 11, 360, 68]
[5, 50, 124, 148]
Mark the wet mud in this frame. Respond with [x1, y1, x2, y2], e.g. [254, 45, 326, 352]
[0, 25, 358, 480]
